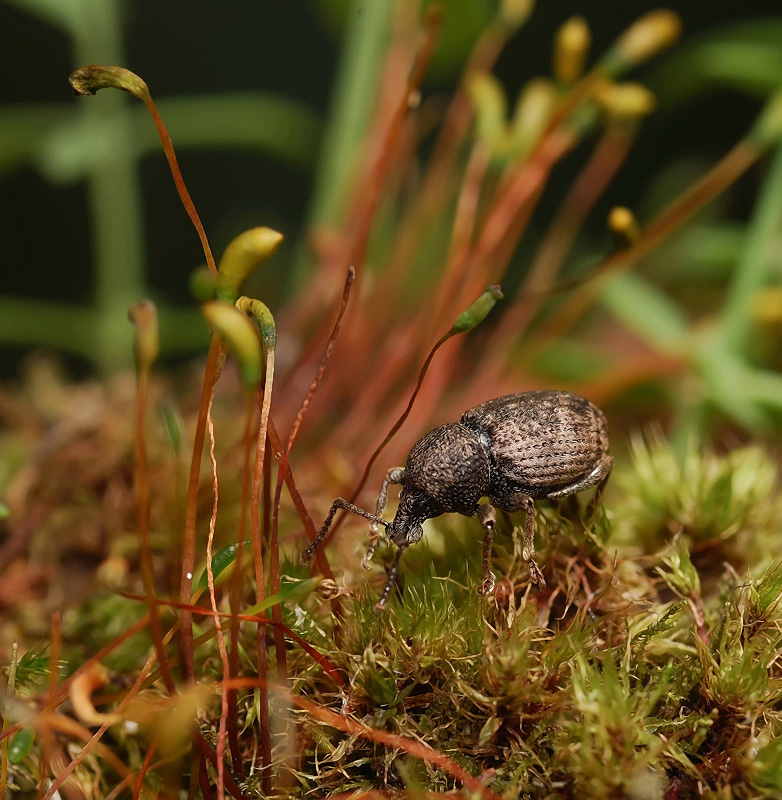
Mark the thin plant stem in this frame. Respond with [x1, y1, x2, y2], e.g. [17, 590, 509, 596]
[227, 392, 256, 777]
[132, 734, 158, 800]
[133, 352, 176, 695]
[250, 349, 275, 794]
[137, 93, 216, 274]
[339, 330, 452, 524]
[471, 124, 637, 393]
[282, 8, 441, 381]
[204, 405, 229, 800]
[180, 338, 225, 681]
[272, 267, 356, 678]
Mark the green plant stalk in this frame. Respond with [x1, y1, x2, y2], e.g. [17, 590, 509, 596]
[720, 140, 782, 354]
[306, 0, 394, 230]
[71, 1, 146, 372]
[88, 118, 146, 370]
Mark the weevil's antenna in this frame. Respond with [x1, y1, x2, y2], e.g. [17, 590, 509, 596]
[301, 498, 390, 565]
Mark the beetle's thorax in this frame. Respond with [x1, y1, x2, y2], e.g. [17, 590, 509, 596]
[389, 422, 491, 547]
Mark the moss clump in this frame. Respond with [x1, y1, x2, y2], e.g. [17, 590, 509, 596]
[279, 437, 782, 798]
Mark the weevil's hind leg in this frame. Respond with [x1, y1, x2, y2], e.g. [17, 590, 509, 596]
[301, 498, 389, 566]
[545, 455, 613, 529]
[374, 543, 408, 614]
[546, 455, 613, 500]
[362, 467, 404, 570]
[586, 464, 612, 518]
[476, 504, 497, 595]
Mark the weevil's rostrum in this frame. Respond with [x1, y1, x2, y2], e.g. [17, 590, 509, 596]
[302, 390, 612, 613]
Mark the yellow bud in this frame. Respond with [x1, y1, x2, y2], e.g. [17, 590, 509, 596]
[753, 287, 782, 328]
[201, 301, 262, 388]
[608, 206, 640, 249]
[511, 78, 557, 154]
[554, 17, 591, 85]
[236, 296, 277, 350]
[610, 10, 681, 72]
[128, 300, 159, 371]
[596, 81, 657, 120]
[217, 227, 284, 302]
[499, 0, 534, 29]
[467, 72, 508, 151]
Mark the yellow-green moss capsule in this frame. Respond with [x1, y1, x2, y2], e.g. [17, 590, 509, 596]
[451, 285, 504, 335]
[128, 300, 159, 371]
[216, 227, 284, 302]
[554, 17, 591, 85]
[601, 10, 681, 77]
[608, 206, 640, 250]
[69, 65, 150, 101]
[201, 301, 262, 388]
[236, 296, 277, 351]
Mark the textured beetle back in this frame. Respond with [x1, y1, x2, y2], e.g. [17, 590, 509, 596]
[461, 391, 609, 499]
[403, 423, 490, 514]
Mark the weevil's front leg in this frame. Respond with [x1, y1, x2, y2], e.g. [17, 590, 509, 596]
[301, 498, 389, 566]
[476, 504, 497, 595]
[374, 543, 408, 614]
[362, 467, 405, 570]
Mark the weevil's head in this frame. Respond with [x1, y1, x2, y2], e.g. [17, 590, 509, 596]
[389, 423, 490, 548]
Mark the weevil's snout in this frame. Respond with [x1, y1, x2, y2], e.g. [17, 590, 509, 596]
[390, 488, 441, 547]
[390, 515, 423, 547]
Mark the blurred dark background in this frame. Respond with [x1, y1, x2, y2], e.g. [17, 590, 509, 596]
[2, 0, 781, 377]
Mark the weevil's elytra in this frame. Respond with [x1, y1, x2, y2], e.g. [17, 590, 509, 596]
[301, 390, 612, 613]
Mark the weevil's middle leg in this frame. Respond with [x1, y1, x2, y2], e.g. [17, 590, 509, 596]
[301, 498, 389, 566]
[362, 467, 404, 570]
[476, 504, 497, 595]
[495, 492, 546, 589]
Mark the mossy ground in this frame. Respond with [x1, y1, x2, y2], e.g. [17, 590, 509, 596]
[2, 367, 782, 798]
[273, 438, 782, 798]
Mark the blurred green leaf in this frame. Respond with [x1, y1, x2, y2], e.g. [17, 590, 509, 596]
[0, 105, 73, 178]
[37, 93, 321, 185]
[753, 736, 782, 791]
[650, 20, 782, 103]
[601, 272, 689, 356]
[7, 727, 35, 765]
[312, 0, 494, 81]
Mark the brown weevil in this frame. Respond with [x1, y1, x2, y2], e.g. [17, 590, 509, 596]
[301, 390, 612, 613]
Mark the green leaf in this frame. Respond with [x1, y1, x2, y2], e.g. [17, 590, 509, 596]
[650, 21, 782, 103]
[243, 576, 322, 617]
[8, 726, 35, 764]
[754, 735, 782, 790]
[196, 541, 252, 591]
[601, 272, 689, 356]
